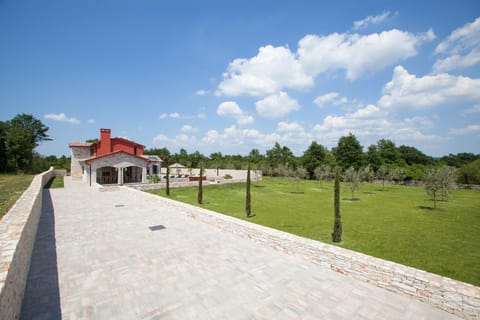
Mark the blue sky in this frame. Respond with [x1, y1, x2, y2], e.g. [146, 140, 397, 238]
[1, 0, 479, 157]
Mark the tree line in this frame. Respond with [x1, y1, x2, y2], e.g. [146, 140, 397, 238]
[145, 132, 480, 185]
[1, 113, 479, 185]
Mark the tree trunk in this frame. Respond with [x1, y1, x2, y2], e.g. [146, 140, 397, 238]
[166, 166, 170, 196]
[246, 165, 251, 217]
[332, 167, 342, 243]
[197, 166, 203, 204]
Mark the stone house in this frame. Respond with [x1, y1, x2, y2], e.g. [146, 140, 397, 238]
[69, 128, 162, 186]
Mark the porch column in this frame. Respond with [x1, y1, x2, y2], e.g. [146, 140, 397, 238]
[142, 166, 147, 183]
[118, 167, 123, 185]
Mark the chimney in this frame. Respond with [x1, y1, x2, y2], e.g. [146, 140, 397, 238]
[99, 128, 112, 155]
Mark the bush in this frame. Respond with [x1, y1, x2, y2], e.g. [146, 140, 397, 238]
[223, 174, 233, 179]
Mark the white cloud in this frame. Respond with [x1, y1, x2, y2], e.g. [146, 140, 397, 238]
[217, 101, 254, 125]
[158, 112, 197, 120]
[180, 125, 198, 133]
[313, 92, 350, 107]
[255, 91, 300, 119]
[433, 49, 480, 73]
[277, 121, 304, 133]
[378, 65, 480, 110]
[87, 119, 95, 124]
[153, 134, 169, 143]
[217, 45, 313, 97]
[195, 89, 210, 96]
[434, 17, 480, 72]
[298, 29, 434, 80]
[353, 11, 392, 30]
[464, 104, 480, 114]
[44, 113, 80, 124]
[449, 125, 480, 135]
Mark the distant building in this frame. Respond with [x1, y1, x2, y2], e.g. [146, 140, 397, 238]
[69, 128, 162, 185]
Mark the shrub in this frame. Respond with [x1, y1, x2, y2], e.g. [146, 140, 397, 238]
[223, 174, 233, 179]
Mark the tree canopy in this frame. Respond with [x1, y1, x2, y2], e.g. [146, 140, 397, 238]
[1, 114, 51, 172]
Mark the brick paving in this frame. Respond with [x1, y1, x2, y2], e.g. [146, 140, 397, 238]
[20, 177, 461, 319]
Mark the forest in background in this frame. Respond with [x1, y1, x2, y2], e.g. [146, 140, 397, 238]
[1, 114, 479, 184]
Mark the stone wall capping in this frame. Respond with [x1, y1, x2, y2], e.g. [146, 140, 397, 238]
[0, 168, 57, 320]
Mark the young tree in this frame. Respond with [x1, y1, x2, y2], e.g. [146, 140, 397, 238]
[332, 167, 342, 243]
[376, 165, 390, 190]
[245, 165, 252, 217]
[361, 164, 375, 183]
[292, 166, 308, 193]
[314, 164, 331, 188]
[424, 166, 456, 209]
[166, 165, 170, 196]
[343, 166, 361, 199]
[424, 167, 441, 209]
[197, 166, 204, 204]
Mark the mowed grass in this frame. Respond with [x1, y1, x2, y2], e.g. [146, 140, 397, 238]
[0, 174, 35, 219]
[45, 176, 64, 189]
[147, 177, 480, 286]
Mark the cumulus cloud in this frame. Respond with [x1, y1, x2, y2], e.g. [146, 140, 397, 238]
[217, 45, 314, 97]
[298, 29, 434, 80]
[159, 112, 181, 119]
[312, 105, 441, 148]
[195, 89, 210, 96]
[217, 101, 254, 125]
[353, 11, 392, 30]
[216, 28, 434, 96]
[44, 113, 80, 124]
[255, 91, 301, 119]
[378, 65, 480, 110]
[449, 125, 480, 135]
[313, 92, 349, 107]
[434, 17, 480, 73]
[180, 125, 198, 133]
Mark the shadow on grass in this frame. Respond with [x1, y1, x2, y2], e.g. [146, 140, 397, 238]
[342, 198, 361, 201]
[418, 205, 435, 211]
[290, 191, 305, 194]
[363, 191, 376, 195]
[254, 185, 265, 188]
[247, 214, 257, 218]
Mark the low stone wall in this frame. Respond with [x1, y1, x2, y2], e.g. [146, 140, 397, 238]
[129, 178, 249, 191]
[139, 192, 480, 319]
[0, 168, 56, 320]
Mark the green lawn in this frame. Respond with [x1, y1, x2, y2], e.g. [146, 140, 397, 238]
[147, 177, 480, 286]
[44, 176, 64, 189]
[0, 174, 35, 219]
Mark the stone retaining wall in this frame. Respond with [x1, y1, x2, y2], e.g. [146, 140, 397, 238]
[129, 178, 249, 191]
[0, 168, 56, 320]
[137, 190, 480, 319]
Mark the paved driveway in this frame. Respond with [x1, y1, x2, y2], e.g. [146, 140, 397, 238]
[20, 177, 459, 319]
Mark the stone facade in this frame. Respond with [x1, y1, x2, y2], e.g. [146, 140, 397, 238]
[0, 168, 58, 320]
[69, 144, 91, 180]
[89, 152, 148, 185]
[135, 189, 480, 320]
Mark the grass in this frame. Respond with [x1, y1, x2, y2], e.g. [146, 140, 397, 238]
[44, 176, 64, 189]
[147, 177, 480, 286]
[0, 174, 35, 219]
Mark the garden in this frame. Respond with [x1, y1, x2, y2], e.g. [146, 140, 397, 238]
[147, 176, 480, 286]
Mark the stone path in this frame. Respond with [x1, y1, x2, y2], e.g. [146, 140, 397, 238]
[20, 177, 461, 319]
